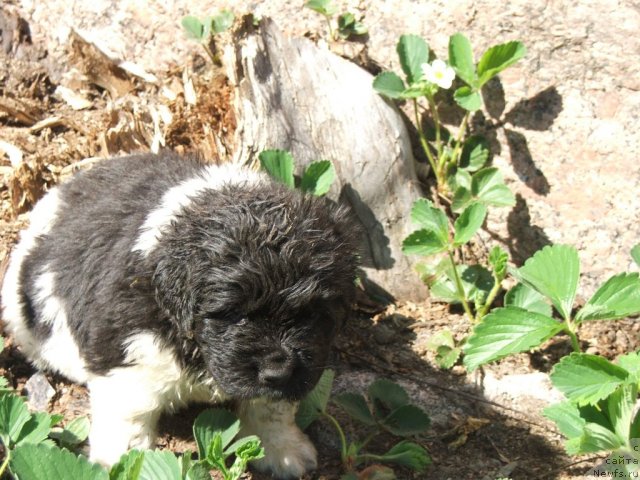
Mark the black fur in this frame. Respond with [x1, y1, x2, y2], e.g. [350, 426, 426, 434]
[14, 152, 359, 400]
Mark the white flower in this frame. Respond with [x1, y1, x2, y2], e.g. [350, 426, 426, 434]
[421, 59, 456, 89]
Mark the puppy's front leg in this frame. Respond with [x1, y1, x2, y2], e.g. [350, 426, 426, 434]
[238, 398, 317, 479]
[87, 373, 162, 466]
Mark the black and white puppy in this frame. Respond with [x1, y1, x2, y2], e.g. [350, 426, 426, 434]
[1, 152, 359, 478]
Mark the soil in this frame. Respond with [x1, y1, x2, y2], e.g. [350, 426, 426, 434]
[1, 4, 639, 480]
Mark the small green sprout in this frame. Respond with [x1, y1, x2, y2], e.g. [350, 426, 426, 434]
[305, 0, 367, 41]
[181, 10, 235, 64]
[259, 149, 336, 196]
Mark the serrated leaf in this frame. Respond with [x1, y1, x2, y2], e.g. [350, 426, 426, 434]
[430, 264, 492, 305]
[184, 462, 211, 480]
[471, 167, 515, 208]
[477, 41, 526, 86]
[504, 283, 552, 317]
[488, 246, 509, 281]
[380, 405, 431, 436]
[616, 351, 640, 382]
[305, 0, 337, 16]
[300, 160, 335, 196]
[0, 392, 31, 446]
[606, 383, 637, 442]
[565, 422, 624, 455]
[448, 168, 472, 192]
[139, 449, 182, 480]
[426, 330, 455, 351]
[451, 186, 472, 213]
[368, 379, 409, 418]
[193, 409, 239, 459]
[435, 346, 461, 369]
[181, 16, 204, 40]
[212, 10, 234, 34]
[463, 306, 562, 371]
[576, 273, 640, 322]
[296, 369, 334, 430]
[543, 401, 586, 440]
[259, 150, 295, 188]
[631, 409, 640, 440]
[50, 416, 90, 447]
[550, 353, 629, 406]
[454, 86, 482, 111]
[397, 35, 430, 84]
[632, 244, 640, 267]
[453, 203, 487, 246]
[378, 440, 431, 471]
[226, 435, 264, 460]
[402, 229, 449, 256]
[409, 199, 450, 242]
[460, 135, 489, 172]
[333, 393, 376, 426]
[11, 443, 108, 480]
[448, 33, 477, 87]
[16, 412, 54, 446]
[337, 13, 367, 38]
[372, 72, 406, 99]
[515, 244, 580, 321]
[110, 450, 145, 480]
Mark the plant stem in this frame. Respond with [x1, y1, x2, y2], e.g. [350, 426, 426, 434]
[426, 95, 443, 171]
[325, 15, 335, 41]
[323, 412, 348, 463]
[563, 322, 581, 352]
[413, 99, 440, 187]
[447, 250, 475, 323]
[450, 111, 470, 168]
[0, 445, 10, 477]
[475, 276, 502, 322]
[358, 430, 379, 451]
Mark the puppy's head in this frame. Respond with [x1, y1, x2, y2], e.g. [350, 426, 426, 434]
[152, 180, 359, 400]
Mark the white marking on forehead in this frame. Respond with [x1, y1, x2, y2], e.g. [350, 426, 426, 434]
[132, 163, 265, 256]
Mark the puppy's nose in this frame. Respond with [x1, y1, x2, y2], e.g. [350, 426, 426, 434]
[259, 349, 295, 387]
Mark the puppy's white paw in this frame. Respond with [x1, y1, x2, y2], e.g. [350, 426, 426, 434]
[252, 426, 317, 479]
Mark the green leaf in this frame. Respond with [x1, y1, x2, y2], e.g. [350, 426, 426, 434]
[565, 423, 624, 455]
[337, 13, 367, 38]
[430, 264, 493, 305]
[471, 167, 515, 208]
[184, 462, 211, 480]
[632, 244, 640, 267]
[50, 416, 90, 447]
[305, 0, 337, 16]
[11, 443, 108, 480]
[15, 412, 54, 446]
[225, 435, 264, 460]
[550, 353, 629, 406]
[477, 41, 526, 86]
[631, 409, 640, 440]
[378, 440, 431, 471]
[332, 393, 376, 426]
[212, 10, 234, 34]
[380, 405, 431, 436]
[576, 273, 640, 322]
[0, 392, 31, 446]
[259, 149, 295, 188]
[368, 378, 409, 418]
[139, 449, 182, 480]
[488, 246, 509, 281]
[402, 229, 449, 256]
[300, 160, 335, 196]
[372, 72, 406, 99]
[453, 203, 487, 246]
[515, 244, 580, 321]
[448, 168, 472, 192]
[193, 409, 239, 460]
[397, 35, 430, 84]
[504, 283, 552, 317]
[459, 136, 489, 172]
[453, 86, 482, 111]
[448, 33, 477, 87]
[543, 401, 586, 440]
[616, 351, 640, 382]
[426, 329, 455, 351]
[110, 450, 145, 480]
[0, 336, 4, 353]
[463, 307, 562, 371]
[409, 199, 449, 242]
[181, 16, 204, 40]
[451, 186, 472, 213]
[434, 345, 461, 369]
[606, 383, 637, 442]
[296, 369, 334, 430]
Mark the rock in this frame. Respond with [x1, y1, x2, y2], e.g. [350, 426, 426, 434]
[23, 372, 55, 411]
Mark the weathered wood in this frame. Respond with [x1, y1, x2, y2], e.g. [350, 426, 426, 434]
[225, 18, 427, 301]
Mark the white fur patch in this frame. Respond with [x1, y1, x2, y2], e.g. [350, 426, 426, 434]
[88, 332, 223, 466]
[132, 163, 265, 256]
[1, 188, 62, 361]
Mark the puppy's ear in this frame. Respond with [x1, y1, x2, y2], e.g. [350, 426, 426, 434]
[152, 254, 196, 335]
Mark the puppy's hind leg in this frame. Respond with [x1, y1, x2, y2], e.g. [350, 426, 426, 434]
[87, 372, 163, 466]
[238, 398, 317, 479]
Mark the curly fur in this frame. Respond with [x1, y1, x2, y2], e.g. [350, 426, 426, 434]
[1, 152, 360, 477]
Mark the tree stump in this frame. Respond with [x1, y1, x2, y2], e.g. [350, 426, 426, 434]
[225, 18, 426, 301]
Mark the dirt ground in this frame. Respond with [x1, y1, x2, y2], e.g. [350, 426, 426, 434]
[1, 4, 639, 480]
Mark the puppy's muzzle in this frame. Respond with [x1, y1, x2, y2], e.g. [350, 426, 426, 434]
[259, 348, 297, 387]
